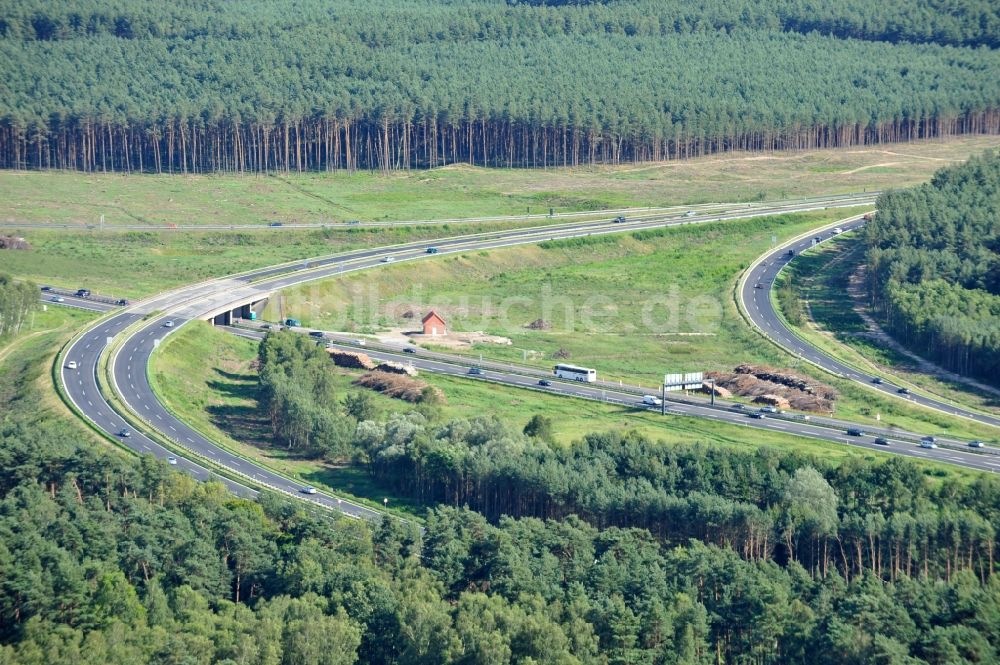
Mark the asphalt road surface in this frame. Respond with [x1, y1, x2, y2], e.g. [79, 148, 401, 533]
[63, 193, 1000, 523]
[740, 217, 1000, 430]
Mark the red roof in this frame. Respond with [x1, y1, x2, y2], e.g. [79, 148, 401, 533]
[421, 310, 445, 324]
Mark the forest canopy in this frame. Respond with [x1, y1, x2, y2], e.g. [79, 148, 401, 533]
[866, 150, 1000, 384]
[0, 0, 999, 173]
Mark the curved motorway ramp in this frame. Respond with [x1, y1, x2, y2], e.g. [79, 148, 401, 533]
[58, 193, 1000, 520]
[740, 217, 1000, 430]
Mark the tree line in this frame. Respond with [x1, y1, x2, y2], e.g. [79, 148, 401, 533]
[4, 316, 1000, 662]
[865, 150, 1000, 384]
[0, 274, 37, 338]
[6, 0, 998, 49]
[356, 412, 998, 584]
[4, 408, 1000, 663]
[253, 331, 1000, 586]
[1, 0, 999, 173]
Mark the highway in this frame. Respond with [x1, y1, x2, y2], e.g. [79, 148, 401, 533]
[58, 192, 1000, 523]
[739, 217, 1000, 430]
[223, 326, 1000, 473]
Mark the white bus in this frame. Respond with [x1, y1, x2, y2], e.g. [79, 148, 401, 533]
[553, 364, 597, 382]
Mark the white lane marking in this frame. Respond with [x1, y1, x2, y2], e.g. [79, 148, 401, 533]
[169, 425, 176, 431]
[155, 414, 162, 420]
[186, 437, 194, 443]
[87, 400, 92, 406]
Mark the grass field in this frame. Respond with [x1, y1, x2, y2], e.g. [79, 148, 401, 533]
[269, 209, 1000, 441]
[4, 137, 998, 300]
[3, 137, 999, 228]
[0, 221, 547, 299]
[148, 321, 983, 513]
[269, 210, 856, 382]
[0, 304, 104, 440]
[780, 233, 1000, 418]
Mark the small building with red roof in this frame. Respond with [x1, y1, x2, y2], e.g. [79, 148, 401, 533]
[421, 311, 447, 336]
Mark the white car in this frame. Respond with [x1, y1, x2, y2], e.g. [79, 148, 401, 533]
[642, 395, 663, 406]
[381, 256, 395, 263]
[353, 339, 366, 346]
[301, 486, 318, 495]
[919, 440, 937, 449]
[685, 210, 696, 217]
[51, 296, 64, 302]
[832, 227, 844, 234]
[167, 456, 178, 465]
[163, 320, 174, 328]
[66, 360, 78, 370]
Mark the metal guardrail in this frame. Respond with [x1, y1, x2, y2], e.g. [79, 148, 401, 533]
[42, 286, 125, 306]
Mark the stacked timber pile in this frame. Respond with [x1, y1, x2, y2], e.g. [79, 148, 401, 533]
[753, 394, 791, 409]
[354, 372, 444, 403]
[700, 382, 732, 399]
[327, 348, 376, 370]
[707, 364, 837, 412]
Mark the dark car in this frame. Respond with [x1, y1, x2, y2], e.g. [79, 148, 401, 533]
[538, 379, 552, 387]
[786, 249, 794, 257]
[40, 285, 52, 291]
[426, 247, 439, 254]
[269, 221, 283, 227]
[613, 216, 626, 223]
[403, 347, 417, 354]
[748, 412, 764, 419]
[309, 331, 325, 338]
[847, 428, 864, 436]
[874, 437, 890, 445]
[468, 367, 482, 375]
[754, 283, 764, 289]
[118, 428, 131, 438]
[872, 377, 883, 385]
[730, 403, 745, 410]
[261, 324, 272, 329]
[76, 288, 91, 298]
[117, 299, 129, 306]
[897, 387, 910, 395]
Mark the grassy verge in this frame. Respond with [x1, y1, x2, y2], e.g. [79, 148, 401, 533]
[270, 209, 858, 383]
[149, 322, 983, 505]
[274, 208, 1000, 441]
[0, 305, 107, 441]
[3, 137, 998, 228]
[778, 233, 1000, 427]
[148, 321, 425, 518]
[0, 220, 559, 299]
